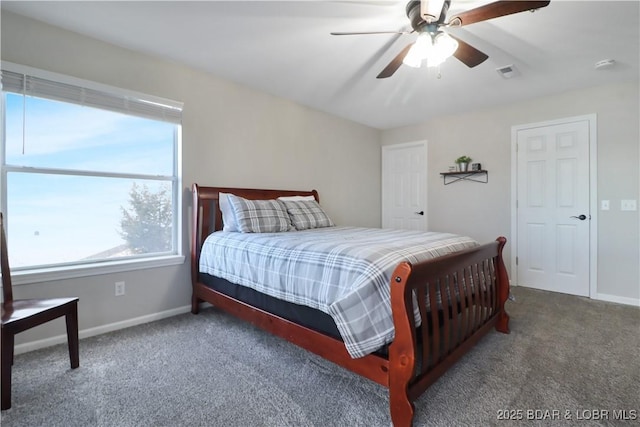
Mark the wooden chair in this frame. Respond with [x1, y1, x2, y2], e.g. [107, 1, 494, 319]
[1, 213, 79, 410]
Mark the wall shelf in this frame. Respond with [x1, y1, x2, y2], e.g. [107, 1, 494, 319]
[440, 170, 488, 185]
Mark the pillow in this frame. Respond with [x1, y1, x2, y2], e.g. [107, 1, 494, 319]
[281, 199, 335, 231]
[219, 192, 238, 232]
[278, 195, 316, 202]
[227, 193, 293, 233]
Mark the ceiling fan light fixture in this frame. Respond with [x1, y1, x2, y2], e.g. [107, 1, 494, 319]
[402, 31, 458, 69]
[430, 32, 458, 65]
[403, 33, 432, 68]
[402, 51, 423, 68]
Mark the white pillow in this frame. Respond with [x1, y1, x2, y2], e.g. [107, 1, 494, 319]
[278, 195, 316, 202]
[219, 192, 238, 232]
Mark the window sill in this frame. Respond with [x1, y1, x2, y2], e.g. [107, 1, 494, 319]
[10, 255, 186, 286]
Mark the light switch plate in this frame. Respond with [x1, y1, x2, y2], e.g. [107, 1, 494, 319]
[601, 200, 609, 210]
[621, 200, 637, 211]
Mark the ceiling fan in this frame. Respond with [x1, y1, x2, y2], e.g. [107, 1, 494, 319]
[331, 0, 551, 78]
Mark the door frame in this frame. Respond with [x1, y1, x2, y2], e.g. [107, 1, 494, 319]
[381, 140, 428, 230]
[510, 114, 598, 297]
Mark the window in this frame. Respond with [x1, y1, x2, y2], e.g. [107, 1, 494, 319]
[1, 64, 183, 275]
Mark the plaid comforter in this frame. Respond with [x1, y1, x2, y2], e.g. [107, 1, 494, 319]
[199, 226, 478, 358]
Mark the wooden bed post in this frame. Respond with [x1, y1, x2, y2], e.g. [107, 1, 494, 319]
[191, 183, 203, 314]
[495, 236, 510, 334]
[388, 262, 418, 427]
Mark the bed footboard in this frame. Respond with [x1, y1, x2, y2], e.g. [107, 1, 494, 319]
[388, 237, 510, 426]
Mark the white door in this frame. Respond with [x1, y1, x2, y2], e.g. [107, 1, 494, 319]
[515, 118, 591, 296]
[382, 141, 427, 231]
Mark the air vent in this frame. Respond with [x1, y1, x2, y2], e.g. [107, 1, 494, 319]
[496, 64, 518, 79]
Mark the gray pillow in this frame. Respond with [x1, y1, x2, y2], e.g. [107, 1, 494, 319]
[227, 193, 293, 233]
[282, 199, 335, 230]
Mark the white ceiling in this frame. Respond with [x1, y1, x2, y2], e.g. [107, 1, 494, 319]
[2, 1, 639, 129]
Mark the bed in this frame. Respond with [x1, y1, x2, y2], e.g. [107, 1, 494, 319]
[190, 184, 510, 426]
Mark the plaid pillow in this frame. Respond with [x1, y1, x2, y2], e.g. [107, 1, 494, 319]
[282, 199, 335, 230]
[227, 194, 293, 233]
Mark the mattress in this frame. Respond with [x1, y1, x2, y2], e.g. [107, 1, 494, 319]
[200, 273, 343, 340]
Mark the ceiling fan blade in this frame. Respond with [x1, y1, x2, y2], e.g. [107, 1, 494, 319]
[330, 30, 412, 36]
[449, 34, 488, 68]
[447, 1, 550, 27]
[376, 43, 414, 79]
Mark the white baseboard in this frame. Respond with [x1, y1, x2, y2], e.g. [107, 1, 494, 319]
[14, 305, 193, 355]
[509, 283, 639, 307]
[594, 293, 640, 307]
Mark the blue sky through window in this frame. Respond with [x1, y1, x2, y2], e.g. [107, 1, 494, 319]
[5, 94, 174, 174]
[3, 93, 176, 268]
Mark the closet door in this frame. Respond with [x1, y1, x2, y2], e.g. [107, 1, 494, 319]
[515, 118, 592, 297]
[382, 141, 428, 231]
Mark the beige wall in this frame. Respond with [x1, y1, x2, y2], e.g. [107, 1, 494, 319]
[382, 82, 640, 302]
[1, 11, 381, 347]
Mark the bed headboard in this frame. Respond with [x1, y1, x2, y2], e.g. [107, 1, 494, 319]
[190, 184, 319, 285]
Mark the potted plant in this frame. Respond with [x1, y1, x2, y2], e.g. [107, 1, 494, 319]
[455, 155, 472, 172]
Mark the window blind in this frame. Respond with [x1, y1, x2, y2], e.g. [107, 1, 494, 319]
[1, 69, 182, 124]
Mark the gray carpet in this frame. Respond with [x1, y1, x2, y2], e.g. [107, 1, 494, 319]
[1, 287, 639, 427]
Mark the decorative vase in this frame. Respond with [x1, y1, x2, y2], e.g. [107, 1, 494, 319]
[457, 162, 470, 172]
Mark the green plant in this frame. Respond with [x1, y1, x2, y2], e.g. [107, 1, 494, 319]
[455, 155, 472, 164]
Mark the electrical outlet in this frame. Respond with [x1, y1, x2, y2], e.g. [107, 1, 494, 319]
[115, 281, 125, 296]
[621, 200, 637, 211]
[601, 200, 609, 211]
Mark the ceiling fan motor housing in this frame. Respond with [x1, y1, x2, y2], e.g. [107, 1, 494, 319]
[406, 0, 450, 31]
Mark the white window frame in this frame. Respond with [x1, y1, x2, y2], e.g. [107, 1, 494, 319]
[1, 62, 184, 285]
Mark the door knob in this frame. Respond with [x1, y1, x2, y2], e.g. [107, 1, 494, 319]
[570, 214, 587, 220]
[414, 211, 424, 216]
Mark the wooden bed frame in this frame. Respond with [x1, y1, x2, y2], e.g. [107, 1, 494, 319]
[190, 184, 510, 426]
